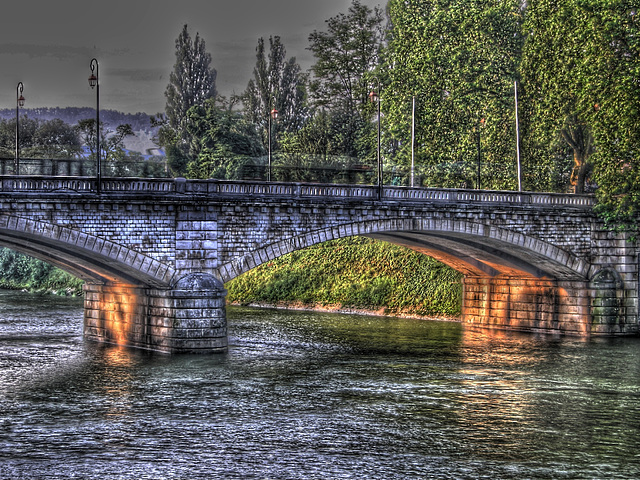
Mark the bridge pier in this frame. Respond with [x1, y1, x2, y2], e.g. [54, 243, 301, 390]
[83, 274, 228, 353]
[462, 276, 592, 335]
[462, 273, 638, 335]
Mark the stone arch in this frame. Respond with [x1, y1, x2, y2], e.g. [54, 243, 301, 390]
[0, 214, 175, 288]
[217, 218, 589, 283]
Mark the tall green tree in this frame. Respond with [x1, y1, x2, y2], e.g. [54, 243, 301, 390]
[383, 0, 524, 189]
[523, 0, 639, 224]
[242, 36, 308, 150]
[308, 0, 385, 113]
[165, 24, 218, 135]
[159, 24, 217, 175]
[304, 0, 385, 162]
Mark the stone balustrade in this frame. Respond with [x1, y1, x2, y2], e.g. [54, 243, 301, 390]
[0, 175, 595, 208]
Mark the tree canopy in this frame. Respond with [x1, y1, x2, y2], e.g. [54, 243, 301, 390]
[242, 36, 308, 150]
[383, 0, 524, 189]
[0, 116, 81, 160]
[185, 98, 264, 179]
[521, 0, 639, 227]
[308, 0, 385, 113]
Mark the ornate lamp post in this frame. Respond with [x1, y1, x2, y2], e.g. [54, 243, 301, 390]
[89, 58, 101, 193]
[267, 106, 278, 182]
[369, 82, 382, 200]
[15, 82, 25, 175]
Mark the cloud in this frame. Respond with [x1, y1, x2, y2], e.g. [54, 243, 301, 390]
[108, 67, 166, 83]
[0, 43, 99, 61]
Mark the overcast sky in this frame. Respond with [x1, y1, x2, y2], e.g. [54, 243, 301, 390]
[0, 0, 383, 114]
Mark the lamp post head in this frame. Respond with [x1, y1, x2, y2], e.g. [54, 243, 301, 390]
[89, 58, 98, 89]
[270, 108, 279, 120]
[369, 90, 379, 103]
[17, 82, 24, 107]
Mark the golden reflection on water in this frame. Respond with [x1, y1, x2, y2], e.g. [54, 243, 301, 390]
[453, 329, 539, 436]
[95, 345, 138, 418]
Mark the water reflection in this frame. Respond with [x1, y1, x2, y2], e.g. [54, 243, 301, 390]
[0, 294, 639, 479]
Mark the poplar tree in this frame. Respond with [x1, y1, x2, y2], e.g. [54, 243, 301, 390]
[242, 36, 307, 148]
[163, 24, 217, 157]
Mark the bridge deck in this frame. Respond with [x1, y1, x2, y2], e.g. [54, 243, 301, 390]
[0, 175, 594, 208]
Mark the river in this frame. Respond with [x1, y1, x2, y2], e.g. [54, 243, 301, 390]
[0, 289, 639, 479]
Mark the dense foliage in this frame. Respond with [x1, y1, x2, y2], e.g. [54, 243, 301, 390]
[158, 24, 218, 175]
[0, 116, 81, 160]
[184, 98, 264, 179]
[521, 1, 640, 230]
[383, 0, 524, 190]
[0, 249, 83, 295]
[227, 237, 462, 317]
[381, 0, 638, 225]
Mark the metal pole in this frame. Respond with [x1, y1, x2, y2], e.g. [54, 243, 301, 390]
[15, 82, 23, 175]
[268, 112, 271, 182]
[90, 58, 101, 194]
[477, 118, 481, 189]
[411, 95, 415, 188]
[377, 92, 382, 200]
[515, 80, 522, 192]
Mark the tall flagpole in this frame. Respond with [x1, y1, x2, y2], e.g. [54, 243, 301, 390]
[411, 95, 415, 188]
[515, 80, 522, 192]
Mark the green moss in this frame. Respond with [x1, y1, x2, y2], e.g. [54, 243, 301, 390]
[226, 237, 462, 317]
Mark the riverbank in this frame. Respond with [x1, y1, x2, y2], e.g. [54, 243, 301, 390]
[0, 248, 84, 296]
[229, 300, 460, 323]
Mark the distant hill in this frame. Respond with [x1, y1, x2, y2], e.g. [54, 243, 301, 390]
[0, 107, 160, 155]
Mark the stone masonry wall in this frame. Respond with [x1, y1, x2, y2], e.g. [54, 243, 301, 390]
[84, 282, 227, 354]
[1, 179, 637, 349]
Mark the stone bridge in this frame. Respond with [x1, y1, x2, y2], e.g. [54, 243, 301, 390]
[0, 176, 636, 353]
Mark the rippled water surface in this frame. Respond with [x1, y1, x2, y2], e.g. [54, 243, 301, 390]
[1, 289, 639, 479]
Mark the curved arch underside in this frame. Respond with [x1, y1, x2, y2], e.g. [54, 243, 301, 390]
[366, 231, 584, 280]
[220, 220, 589, 283]
[0, 219, 175, 288]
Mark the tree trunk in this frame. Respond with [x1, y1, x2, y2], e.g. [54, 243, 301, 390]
[570, 150, 588, 194]
[562, 119, 592, 195]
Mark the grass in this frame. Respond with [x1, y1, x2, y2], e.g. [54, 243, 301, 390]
[226, 236, 462, 318]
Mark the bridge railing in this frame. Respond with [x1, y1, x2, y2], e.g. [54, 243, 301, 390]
[0, 156, 169, 178]
[0, 176, 594, 208]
